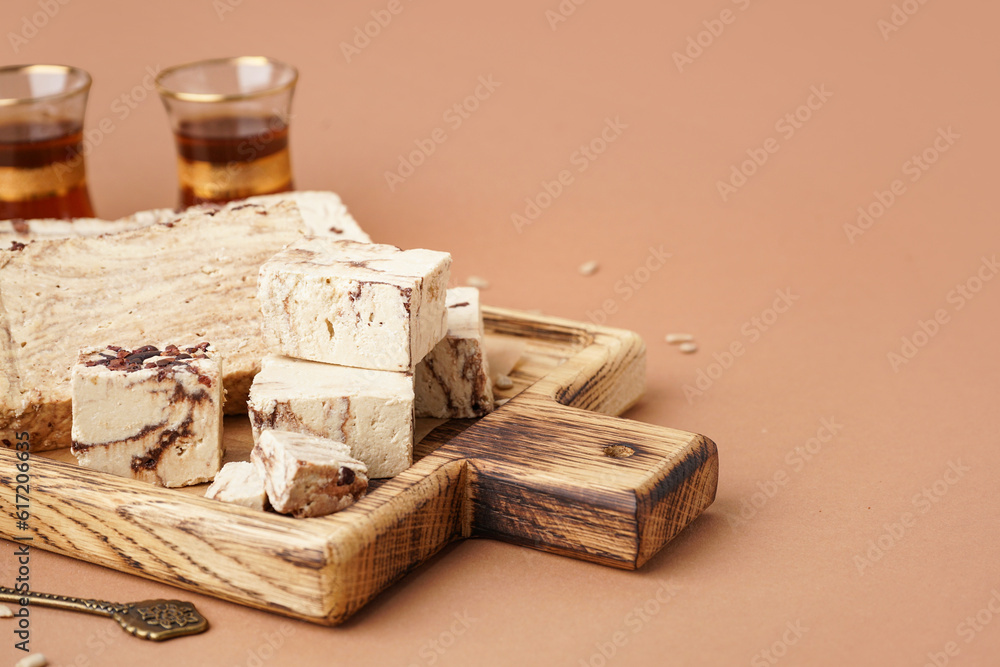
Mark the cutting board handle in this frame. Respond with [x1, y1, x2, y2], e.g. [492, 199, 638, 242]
[453, 393, 718, 569]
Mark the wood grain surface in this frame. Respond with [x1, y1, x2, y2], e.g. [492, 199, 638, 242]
[0, 306, 718, 625]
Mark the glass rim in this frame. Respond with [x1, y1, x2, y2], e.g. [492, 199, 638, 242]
[155, 56, 298, 103]
[0, 64, 92, 108]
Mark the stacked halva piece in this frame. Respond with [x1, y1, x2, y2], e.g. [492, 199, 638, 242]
[209, 217, 495, 517]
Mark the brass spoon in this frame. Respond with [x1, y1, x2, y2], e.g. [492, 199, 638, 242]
[0, 586, 208, 640]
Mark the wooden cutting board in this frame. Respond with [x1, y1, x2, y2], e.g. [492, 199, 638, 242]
[0, 306, 718, 625]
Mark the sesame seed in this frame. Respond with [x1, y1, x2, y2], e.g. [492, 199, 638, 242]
[494, 374, 514, 389]
[15, 654, 49, 667]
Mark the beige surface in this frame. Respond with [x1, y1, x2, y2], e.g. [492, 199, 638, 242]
[1, 0, 998, 665]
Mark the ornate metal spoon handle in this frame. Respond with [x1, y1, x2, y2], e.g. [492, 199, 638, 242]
[0, 587, 126, 617]
[0, 586, 208, 640]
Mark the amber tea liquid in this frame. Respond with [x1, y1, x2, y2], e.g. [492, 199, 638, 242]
[0, 120, 95, 220]
[174, 115, 292, 207]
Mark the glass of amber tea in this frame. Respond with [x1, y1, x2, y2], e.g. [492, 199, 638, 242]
[0, 64, 96, 220]
[155, 56, 298, 208]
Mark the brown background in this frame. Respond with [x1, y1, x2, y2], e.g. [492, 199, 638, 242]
[2, 0, 999, 665]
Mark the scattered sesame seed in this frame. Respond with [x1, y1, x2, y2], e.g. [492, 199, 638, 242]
[578, 260, 599, 276]
[494, 374, 514, 390]
[15, 654, 49, 667]
[665, 333, 694, 344]
[0, 604, 12, 618]
[678, 342, 698, 354]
